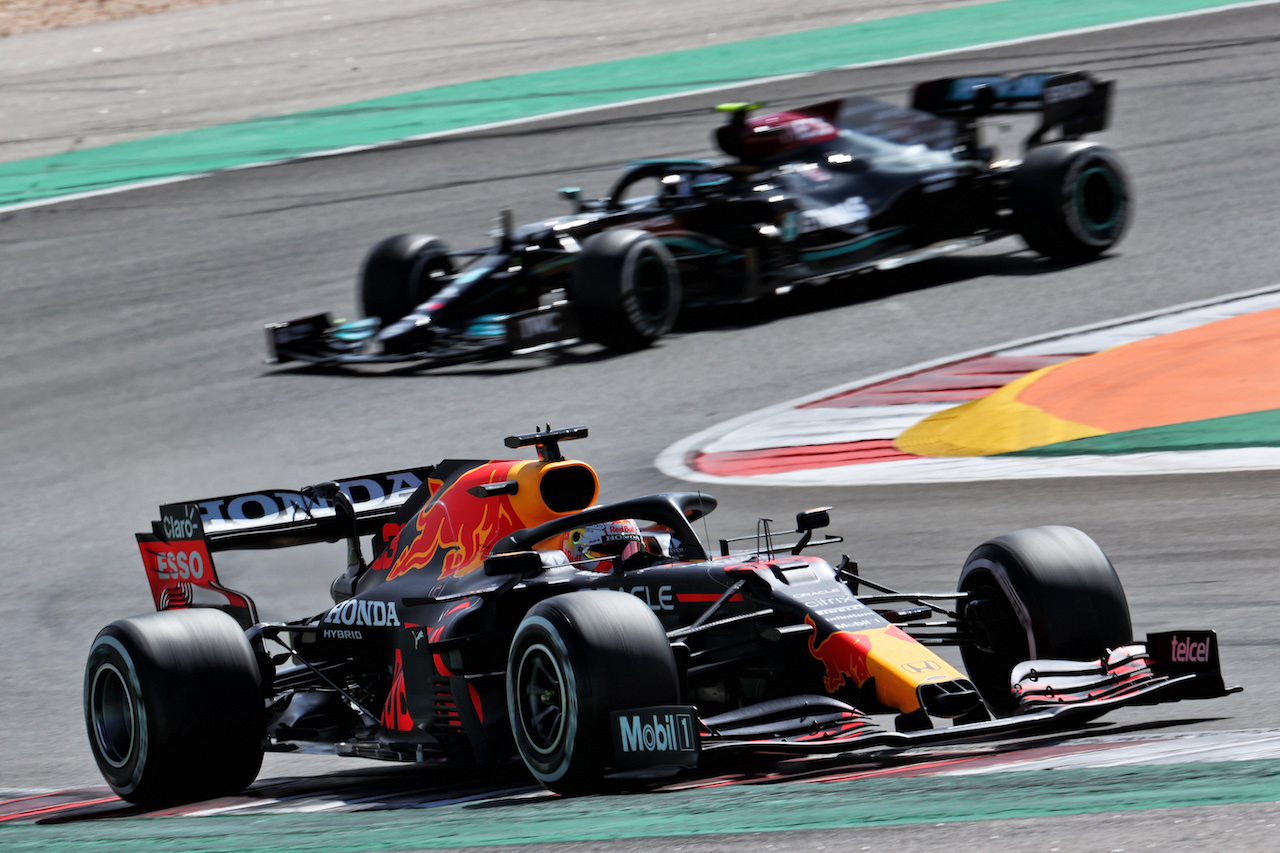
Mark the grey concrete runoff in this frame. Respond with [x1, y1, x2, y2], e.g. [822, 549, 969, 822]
[0, 0, 993, 163]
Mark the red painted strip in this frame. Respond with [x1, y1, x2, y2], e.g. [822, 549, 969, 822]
[690, 440, 918, 477]
[676, 593, 745, 603]
[0, 797, 120, 824]
[801, 354, 1076, 408]
[442, 601, 472, 619]
[803, 753, 993, 783]
[0, 790, 79, 808]
[820, 388, 995, 406]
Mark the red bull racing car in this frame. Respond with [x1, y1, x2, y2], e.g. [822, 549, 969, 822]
[265, 71, 1129, 369]
[85, 428, 1231, 806]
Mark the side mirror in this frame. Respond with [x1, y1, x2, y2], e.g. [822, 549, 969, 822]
[790, 507, 839, 556]
[558, 187, 583, 212]
[796, 507, 831, 532]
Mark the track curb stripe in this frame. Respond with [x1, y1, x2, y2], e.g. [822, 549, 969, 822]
[658, 284, 1280, 486]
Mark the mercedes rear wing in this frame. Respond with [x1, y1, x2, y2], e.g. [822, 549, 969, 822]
[911, 71, 1112, 149]
[136, 466, 434, 628]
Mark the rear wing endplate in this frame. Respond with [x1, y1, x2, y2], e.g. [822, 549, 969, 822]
[136, 466, 434, 628]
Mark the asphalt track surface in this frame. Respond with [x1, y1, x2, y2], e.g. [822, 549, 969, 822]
[4, 3, 1280, 851]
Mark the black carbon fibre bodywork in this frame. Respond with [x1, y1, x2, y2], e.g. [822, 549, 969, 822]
[265, 72, 1128, 369]
[91, 428, 1234, 804]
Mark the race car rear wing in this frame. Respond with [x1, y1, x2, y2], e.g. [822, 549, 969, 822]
[911, 71, 1112, 149]
[136, 466, 434, 628]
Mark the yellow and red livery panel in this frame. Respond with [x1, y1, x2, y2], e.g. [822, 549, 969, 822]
[805, 615, 965, 714]
[383, 458, 599, 586]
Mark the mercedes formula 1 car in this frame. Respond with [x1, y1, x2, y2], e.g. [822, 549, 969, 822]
[265, 71, 1130, 369]
[86, 427, 1232, 805]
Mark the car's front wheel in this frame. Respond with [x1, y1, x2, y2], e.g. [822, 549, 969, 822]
[359, 233, 454, 326]
[84, 609, 265, 806]
[507, 591, 679, 795]
[957, 525, 1132, 714]
[570, 229, 682, 352]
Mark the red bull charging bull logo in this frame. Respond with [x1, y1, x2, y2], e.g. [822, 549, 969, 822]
[386, 463, 522, 582]
[806, 615, 874, 692]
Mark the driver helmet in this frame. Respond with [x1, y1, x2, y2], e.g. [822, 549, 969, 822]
[561, 519, 645, 573]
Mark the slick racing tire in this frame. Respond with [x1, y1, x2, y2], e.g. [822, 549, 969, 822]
[570, 229, 681, 352]
[507, 591, 679, 795]
[84, 609, 265, 807]
[957, 526, 1132, 714]
[1010, 142, 1131, 262]
[359, 234, 454, 326]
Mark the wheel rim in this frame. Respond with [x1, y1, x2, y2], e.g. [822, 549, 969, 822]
[632, 251, 672, 323]
[515, 643, 567, 756]
[959, 570, 1030, 713]
[90, 663, 137, 768]
[1074, 165, 1124, 232]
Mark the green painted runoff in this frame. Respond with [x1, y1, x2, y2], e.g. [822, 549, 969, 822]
[1003, 408, 1280, 456]
[0, 0, 1259, 208]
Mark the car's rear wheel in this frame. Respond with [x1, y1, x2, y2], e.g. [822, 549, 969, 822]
[957, 525, 1132, 714]
[1010, 142, 1131, 262]
[84, 609, 265, 806]
[570, 229, 681, 351]
[359, 234, 454, 326]
[507, 591, 678, 795]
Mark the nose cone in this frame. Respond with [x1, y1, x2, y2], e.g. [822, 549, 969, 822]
[917, 679, 983, 719]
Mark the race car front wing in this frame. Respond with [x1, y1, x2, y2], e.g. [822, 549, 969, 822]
[265, 303, 582, 368]
[606, 632, 1237, 776]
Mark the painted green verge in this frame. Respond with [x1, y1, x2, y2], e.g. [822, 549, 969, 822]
[4, 760, 1278, 852]
[1004, 408, 1280, 456]
[0, 0, 1258, 209]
